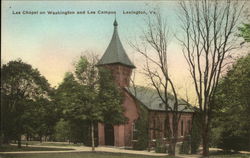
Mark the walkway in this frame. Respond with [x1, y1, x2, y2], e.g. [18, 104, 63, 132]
[2, 145, 249, 157]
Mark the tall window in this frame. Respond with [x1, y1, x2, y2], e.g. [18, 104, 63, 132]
[181, 120, 184, 136]
[153, 119, 156, 139]
[164, 118, 167, 138]
[187, 120, 191, 133]
[132, 121, 137, 140]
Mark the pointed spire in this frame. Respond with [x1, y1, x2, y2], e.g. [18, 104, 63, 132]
[113, 18, 118, 27]
[97, 19, 135, 68]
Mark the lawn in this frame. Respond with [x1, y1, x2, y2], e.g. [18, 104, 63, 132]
[1, 150, 250, 158]
[208, 155, 250, 158]
[0, 152, 174, 158]
[207, 152, 250, 158]
[0, 145, 73, 152]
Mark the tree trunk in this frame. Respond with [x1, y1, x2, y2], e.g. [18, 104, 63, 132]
[201, 113, 209, 156]
[91, 121, 95, 151]
[40, 136, 42, 143]
[17, 136, 21, 148]
[202, 128, 209, 156]
[0, 132, 3, 146]
[168, 138, 176, 156]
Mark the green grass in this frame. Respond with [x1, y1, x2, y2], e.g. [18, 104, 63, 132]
[0, 145, 73, 152]
[208, 155, 250, 158]
[0, 152, 176, 158]
[204, 151, 250, 158]
[1, 150, 249, 158]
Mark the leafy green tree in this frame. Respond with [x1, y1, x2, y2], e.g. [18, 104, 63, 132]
[98, 68, 126, 125]
[73, 56, 102, 151]
[239, 23, 250, 42]
[1, 60, 51, 147]
[55, 55, 126, 151]
[54, 72, 91, 144]
[22, 98, 58, 142]
[53, 119, 70, 142]
[211, 54, 250, 151]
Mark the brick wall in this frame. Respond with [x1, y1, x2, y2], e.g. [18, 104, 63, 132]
[148, 111, 193, 143]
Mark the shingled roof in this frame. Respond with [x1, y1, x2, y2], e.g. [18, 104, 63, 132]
[97, 19, 135, 68]
[125, 86, 194, 112]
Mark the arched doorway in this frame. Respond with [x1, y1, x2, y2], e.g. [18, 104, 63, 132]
[104, 124, 114, 146]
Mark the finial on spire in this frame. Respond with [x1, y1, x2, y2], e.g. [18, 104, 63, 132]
[113, 16, 118, 27]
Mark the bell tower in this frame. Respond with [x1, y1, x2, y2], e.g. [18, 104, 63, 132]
[96, 19, 135, 87]
[97, 19, 138, 147]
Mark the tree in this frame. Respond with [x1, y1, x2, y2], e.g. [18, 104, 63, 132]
[131, 13, 184, 156]
[98, 68, 126, 125]
[22, 97, 59, 142]
[53, 119, 70, 142]
[132, 104, 148, 150]
[74, 55, 101, 151]
[1, 59, 51, 147]
[55, 54, 126, 151]
[211, 54, 250, 151]
[178, 0, 244, 155]
[239, 23, 250, 43]
[55, 71, 97, 146]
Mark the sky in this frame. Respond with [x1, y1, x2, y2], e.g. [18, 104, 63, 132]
[2, 1, 184, 84]
[2, 1, 249, 104]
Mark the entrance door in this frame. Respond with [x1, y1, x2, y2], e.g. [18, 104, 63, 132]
[104, 124, 114, 146]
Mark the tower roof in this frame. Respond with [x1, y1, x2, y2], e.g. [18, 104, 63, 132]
[97, 19, 135, 68]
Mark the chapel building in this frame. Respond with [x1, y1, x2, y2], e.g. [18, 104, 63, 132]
[96, 19, 193, 148]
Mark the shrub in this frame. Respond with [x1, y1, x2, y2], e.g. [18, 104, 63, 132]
[155, 139, 167, 153]
[190, 113, 201, 154]
[132, 106, 148, 150]
[218, 130, 250, 152]
[179, 135, 191, 154]
[133, 137, 148, 150]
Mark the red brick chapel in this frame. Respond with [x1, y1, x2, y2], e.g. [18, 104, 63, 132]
[96, 19, 193, 148]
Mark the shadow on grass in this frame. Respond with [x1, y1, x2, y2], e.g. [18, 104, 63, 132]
[11, 141, 83, 147]
[0, 145, 74, 152]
